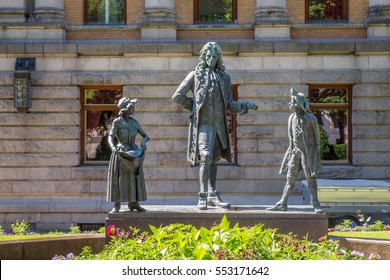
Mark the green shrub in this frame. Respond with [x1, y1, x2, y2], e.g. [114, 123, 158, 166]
[333, 144, 347, 160]
[69, 224, 81, 234]
[72, 216, 363, 260]
[11, 220, 30, 235]
[319, 126, 330, 160]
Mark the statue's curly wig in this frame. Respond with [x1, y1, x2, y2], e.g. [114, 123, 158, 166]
[195, 42, 226, 81]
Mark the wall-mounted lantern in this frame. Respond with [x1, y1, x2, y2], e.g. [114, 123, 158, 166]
[14, 58, 35, 112]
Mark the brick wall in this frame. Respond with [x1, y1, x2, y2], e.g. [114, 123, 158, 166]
[291, 28, 367, 39]
[237, 0, 256, 24]
[176, 0, 193, 24]
[65, 0, 84, 25]
[178, 29, 253, 41]
[67, 30, 140, 40]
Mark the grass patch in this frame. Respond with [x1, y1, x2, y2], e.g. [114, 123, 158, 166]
[0, 233, 103, 242]
[329, 231, 390, 240]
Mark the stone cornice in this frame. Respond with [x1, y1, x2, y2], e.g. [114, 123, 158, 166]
[0, 39, 388, 57]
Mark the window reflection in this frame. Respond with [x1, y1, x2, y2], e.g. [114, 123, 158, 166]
[309, 86, 350, 162]
[197, 0, 235, 23]
[82, 88, 122, 162]
[85, 0, 125, 25]
[308, 0, 347, 21]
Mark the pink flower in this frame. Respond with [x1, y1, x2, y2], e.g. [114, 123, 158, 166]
[106, 225, 119, 237]
[328, 228, 336, 232]
[318, 236, 325, 242]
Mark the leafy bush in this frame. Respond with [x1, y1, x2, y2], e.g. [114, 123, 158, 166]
[333, 144, 347, 160]
[11, 220, 30, 235]
[319, 126, 330, 160]
[69, 224, 81, 234]
[71, 216, 365, 260]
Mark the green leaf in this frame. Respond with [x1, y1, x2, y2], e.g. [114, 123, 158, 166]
[149, 224, 158, 234]
[220, 215, 230, 231]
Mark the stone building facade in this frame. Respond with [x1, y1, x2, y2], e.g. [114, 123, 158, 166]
[0, 0, 389, 230]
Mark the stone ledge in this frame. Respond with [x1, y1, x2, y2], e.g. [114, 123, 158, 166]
[0, 40, 389, 56]
[0, 234, 105, 260]
[330, 236, 390, 260]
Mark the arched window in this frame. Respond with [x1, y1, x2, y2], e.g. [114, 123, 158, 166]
[194, 0, 237, 24]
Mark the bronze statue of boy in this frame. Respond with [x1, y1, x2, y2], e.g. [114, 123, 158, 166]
[267, 89, 322, 213]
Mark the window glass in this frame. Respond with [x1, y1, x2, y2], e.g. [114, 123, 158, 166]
[308, 0, 347, 21]
[85, 0, 125, 24]
[196, 0, 236, 23]
[82, 88, 122, 162]
[309, 86, 351, 162]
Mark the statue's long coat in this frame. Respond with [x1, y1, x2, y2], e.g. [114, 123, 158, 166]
[172, 70, 242, 165]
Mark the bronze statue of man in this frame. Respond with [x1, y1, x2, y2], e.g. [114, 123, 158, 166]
[172, 42, 257, 210]
[267, 89, 322, 213]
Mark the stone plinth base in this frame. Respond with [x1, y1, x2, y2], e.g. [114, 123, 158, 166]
[105, 205, 328, 241]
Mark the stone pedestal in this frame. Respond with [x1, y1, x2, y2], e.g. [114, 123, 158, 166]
[254, 0, 291, 40]
[105, 205, 328, 242]
[367, 0, 390, 38]
[141, 0, 177, 41]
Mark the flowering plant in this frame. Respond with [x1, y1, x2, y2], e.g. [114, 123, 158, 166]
[106, 225, 119, 237]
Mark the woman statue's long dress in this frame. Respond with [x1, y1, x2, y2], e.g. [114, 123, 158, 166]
[107, 97, 150, 212]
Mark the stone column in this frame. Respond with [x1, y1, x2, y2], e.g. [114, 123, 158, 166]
[367, 0, 390, 38]
[254, 0, 291, 40]
[33, 0, 65, 24]
[0, 0, 26, 23]
[141, 0, 177, 41]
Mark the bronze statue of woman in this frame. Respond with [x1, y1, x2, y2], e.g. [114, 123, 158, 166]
[107, 97, 150, 212]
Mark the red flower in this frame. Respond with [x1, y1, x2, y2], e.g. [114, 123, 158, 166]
[336, 251, 342, 256]
[106, 225, 119, 237]
[318, 236, 325, 242]
[383, 226, 390, 231]
[328, 228, 336, 232]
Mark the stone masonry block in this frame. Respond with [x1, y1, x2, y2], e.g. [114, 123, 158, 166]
[223, 57, 263, 71]
[109, 58, 137, 71]
[32, 86, 79, 99]
[0, 58, 15, 71]
[353, 111, 390, 125]
[32, 71, 72, 85]
[354, 125, 390, 137]
[361, 70, 389, 83]
[353, 84, 390, 97]
[77, 44, 124, 55]
[0, 167, 72, 181]
[245, 70, 302, 84]
[302, 70, 361, 84]
[0, 127, 79, 140]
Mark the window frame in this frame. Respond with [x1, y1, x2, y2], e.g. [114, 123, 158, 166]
[80, 85, 123, 164]
[305, 0, 348, 22]
[193, 0, 238, 24]
[308, 84, 352, 164]
[84, 0, 127, 25]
